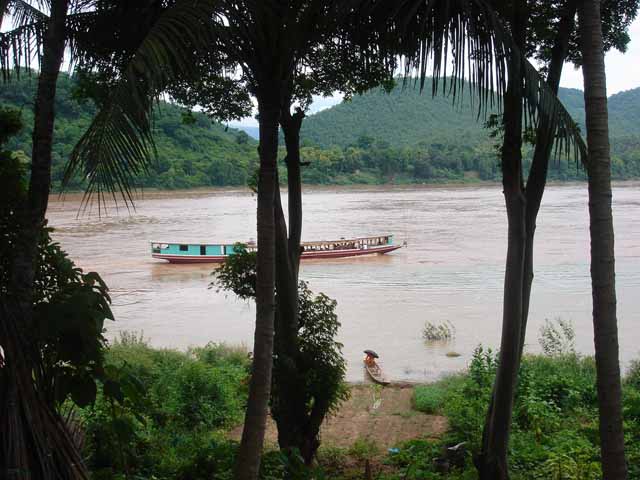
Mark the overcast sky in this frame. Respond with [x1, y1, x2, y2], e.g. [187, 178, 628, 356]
[231, 17, 640, 128]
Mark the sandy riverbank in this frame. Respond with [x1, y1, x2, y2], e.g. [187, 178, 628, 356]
[229, 383, 447, 450]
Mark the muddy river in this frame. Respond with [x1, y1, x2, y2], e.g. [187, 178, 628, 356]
[47, 183, 640, 382]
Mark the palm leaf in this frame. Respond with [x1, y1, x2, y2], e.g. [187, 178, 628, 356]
[6, 0, 48, 26]
[0, 0, 48, 79]
[376, 0, 586, 161]
[63, 0, 220, 210]
[0, 1, 51, 77]
[0, 1, 91, 79]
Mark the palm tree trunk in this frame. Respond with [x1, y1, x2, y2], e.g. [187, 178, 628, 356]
[234, 98, 279, 480]
[477, 3, 525, 478]
[1, 2, 89, 478]
[11, 0, 69, 303]
[519, 0, 576, 356]
[578, 2, 627, 478]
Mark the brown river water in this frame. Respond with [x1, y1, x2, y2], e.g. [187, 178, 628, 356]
[47, 183, 640, 382]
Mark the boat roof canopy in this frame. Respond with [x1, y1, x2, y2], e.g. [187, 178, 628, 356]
[151, 235, 392, 246]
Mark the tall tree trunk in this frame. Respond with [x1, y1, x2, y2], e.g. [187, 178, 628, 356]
[578, 2, 628, 478]
[271, 104, 324, 466]
[1, 2, 89, 478]
[11, 0, 68, 305]
[519, 0, 576, 356]
[477, 3, 525, 478]
[234, 97, 280, 480]
[273, 174, 305, 459]
[281, 107, 305, 281]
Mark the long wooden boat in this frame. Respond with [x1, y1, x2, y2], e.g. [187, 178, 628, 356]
[364, 362, 390, 385]
[151, 235, 401, 264]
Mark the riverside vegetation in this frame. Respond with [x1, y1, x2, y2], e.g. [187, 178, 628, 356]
[3, 74, 640, 190]
[74, 326, 640, 480]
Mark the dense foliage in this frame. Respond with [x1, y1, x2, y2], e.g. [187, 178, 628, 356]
[80, 336, 250, 479]
[402, 353, 640, 480]
[70, 335, 640, 479]
[297, 80, 640, 183]
[1, 107, 113, 410]
[0, 73, 258, 191]
[3, 75, 640, 189]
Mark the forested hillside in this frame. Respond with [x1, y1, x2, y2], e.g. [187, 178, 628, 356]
[296, 79, 640, 183]
[3, 75, 640, 188]
[300, 79, 640, 148]
[1, 74, 258, 190]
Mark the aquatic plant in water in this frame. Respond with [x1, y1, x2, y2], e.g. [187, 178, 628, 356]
[422, 320, 455, 341]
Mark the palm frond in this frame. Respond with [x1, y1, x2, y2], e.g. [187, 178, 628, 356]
[0, 20, 46, 78]
[63, 0, 220, 209]
[7, 0, 48, 26]
[378, 0, 586, 162]
[522, 61, 587, 163]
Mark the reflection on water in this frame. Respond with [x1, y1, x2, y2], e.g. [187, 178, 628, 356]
[47, 183, 640, 382]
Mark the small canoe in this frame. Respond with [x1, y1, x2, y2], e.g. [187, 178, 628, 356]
[364, 361, 390, 385]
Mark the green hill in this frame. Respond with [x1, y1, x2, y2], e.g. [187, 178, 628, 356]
[3, 74, 639, 188]
[294, 79, 640, 183]
[300, 79, 628, 149]
[301, 80, 493, 149]
[1, 73, 258, 190]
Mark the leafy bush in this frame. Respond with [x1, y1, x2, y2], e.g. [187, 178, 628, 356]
[191, 342, 249, 369]
[403, 345, 640, 480]
[348, 437, 380, 461]
[414, 384, 448, 414]
[80, 339, 249, 479]
[383, 439, 445, 479]
[1, 114, 114, 410]
[626, 359, 640, 391]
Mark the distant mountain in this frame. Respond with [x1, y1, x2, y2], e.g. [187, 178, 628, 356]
[231, 125, 259, 140]
[1, 73, 258, 190]
[299, 78, 639, 149]
[292, 79, 640, 184]
[3, 74, 639, 189]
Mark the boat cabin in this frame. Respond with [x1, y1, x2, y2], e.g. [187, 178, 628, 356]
[151, 242, 255, 256]
[300, 235, 393, 252]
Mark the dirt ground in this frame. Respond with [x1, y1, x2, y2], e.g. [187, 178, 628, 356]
[229, 383, 448, 450]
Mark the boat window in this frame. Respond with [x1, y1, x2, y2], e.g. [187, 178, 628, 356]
[180, 244, 188, 252]
[200, 245, 206, 255]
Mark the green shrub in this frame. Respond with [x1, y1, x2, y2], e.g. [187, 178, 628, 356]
[414, 385, 447, 414]
[190, 342, 250, 369]
[626, 359, 640, 390]
[348, 437, 380, 461]
[81, 341, 249, 479]
[413, 345, 632, 480]
[383, 439, 442, 478]
[316, 446, 349, 477]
